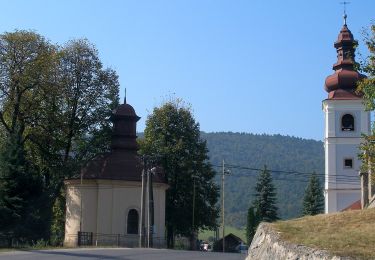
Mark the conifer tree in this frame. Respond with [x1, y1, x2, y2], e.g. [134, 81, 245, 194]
[302, 173, 324, 216]
[253, 166, 278, 222]
[246, 206, 259, 245]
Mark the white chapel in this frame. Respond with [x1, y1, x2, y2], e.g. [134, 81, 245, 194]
[64, 99, 168, 247]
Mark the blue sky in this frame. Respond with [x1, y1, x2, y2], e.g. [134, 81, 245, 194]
[0, 0, 374, 140]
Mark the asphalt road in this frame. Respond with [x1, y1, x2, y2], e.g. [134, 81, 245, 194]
[0, 248, 247, 260]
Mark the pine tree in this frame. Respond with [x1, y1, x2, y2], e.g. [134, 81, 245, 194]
[246, 206, 259, 245]
[302, 173, 324, 216]
[253, 166, 278, 222]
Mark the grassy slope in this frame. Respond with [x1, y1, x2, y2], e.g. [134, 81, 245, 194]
[273, 208, 375, 260]
[198, 226, 246, 243]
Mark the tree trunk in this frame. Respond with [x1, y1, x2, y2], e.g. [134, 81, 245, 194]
[189, 231, 197, 250]
[166, 225, 174, 248]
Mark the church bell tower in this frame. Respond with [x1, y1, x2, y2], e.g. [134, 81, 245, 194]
[323, 14, 370, 213]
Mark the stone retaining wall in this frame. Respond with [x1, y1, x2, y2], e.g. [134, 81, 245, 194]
[246, 223, 353, 260]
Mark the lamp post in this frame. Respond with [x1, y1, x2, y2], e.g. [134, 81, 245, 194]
[140, 155, 159, 248]
[148, 166, 157, 248]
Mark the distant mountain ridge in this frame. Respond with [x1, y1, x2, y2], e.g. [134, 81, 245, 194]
[200, 132, 324, 228]
[138, 131, 324, 228]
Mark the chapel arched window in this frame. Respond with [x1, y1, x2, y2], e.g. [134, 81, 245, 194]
[127, 209, 139, 234]
[341, 114, 354, 131]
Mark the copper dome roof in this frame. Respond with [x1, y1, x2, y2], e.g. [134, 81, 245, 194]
[113, 103, 138, 117]
[325, 69, 365, 93]
[324, 22, 366, 99]
[335, 24, 354, 44]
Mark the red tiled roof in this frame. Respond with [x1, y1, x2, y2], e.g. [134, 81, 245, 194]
[341, 200, 362, 211]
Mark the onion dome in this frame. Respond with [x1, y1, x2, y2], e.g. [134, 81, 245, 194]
[79, 96, 166, 183]
[324, 17, 366, 99]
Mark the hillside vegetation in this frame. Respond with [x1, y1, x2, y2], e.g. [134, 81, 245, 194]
[273, 208, 375, 260]
[201, 132, 324, 227]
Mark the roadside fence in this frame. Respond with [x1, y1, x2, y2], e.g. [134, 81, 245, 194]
[68, 232, 166, 248]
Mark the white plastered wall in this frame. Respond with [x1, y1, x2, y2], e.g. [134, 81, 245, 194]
[323, 99, 370, 213]
[64, 179, 168, 247]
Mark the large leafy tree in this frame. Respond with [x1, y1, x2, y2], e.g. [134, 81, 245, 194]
[253, 166, 278, 222]
[28, 39, 120, 191]
[47, 39, 119, 244]
[357, 24, 375, 111]
[140, 99, 219, 248]
[0, 31, 119, 243]
[0, 30, 56, 139]
[302, 173, 324, 216]
[357, 24, 375, 195]
[0, 30, 55, 241]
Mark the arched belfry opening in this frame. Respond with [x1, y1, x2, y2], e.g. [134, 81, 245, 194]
[341, 114, 354, 131]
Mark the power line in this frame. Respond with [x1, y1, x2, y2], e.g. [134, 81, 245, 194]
[211, 163, 361, 183]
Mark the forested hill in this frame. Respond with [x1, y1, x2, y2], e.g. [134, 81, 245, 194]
[200, 132, 324, 228]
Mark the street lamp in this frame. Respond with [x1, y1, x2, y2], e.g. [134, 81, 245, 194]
[139, 155, 160, 248]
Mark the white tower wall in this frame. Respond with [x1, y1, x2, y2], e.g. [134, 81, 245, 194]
[323, 99, 370, 213]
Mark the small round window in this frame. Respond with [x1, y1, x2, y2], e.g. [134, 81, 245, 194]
[341, 114, 354, 131]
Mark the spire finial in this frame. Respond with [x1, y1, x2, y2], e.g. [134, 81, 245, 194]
[340, 1, 350, 25]
[124, 88, 127, 104]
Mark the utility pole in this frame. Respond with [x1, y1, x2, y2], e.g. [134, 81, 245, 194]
[139, 159, 146, 248]
[147, 167, 150, 248]
[140, 155, 158, 248]
[221, 160, 230, 253]
[222, 160, 225, 253]
[148, 166, 155, 248]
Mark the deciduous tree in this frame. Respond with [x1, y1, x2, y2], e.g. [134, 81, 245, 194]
[0, 31, 120, 244]
[357, 24, 375, 180]
[140, 99, 219, 248]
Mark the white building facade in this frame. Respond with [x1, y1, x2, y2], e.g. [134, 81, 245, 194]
[64, 100, 168, 247]
[323, 19, 370, 213]
[323, 100, 370, 212]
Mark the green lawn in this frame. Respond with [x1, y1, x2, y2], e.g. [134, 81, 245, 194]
[198, 226, 246, 243]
